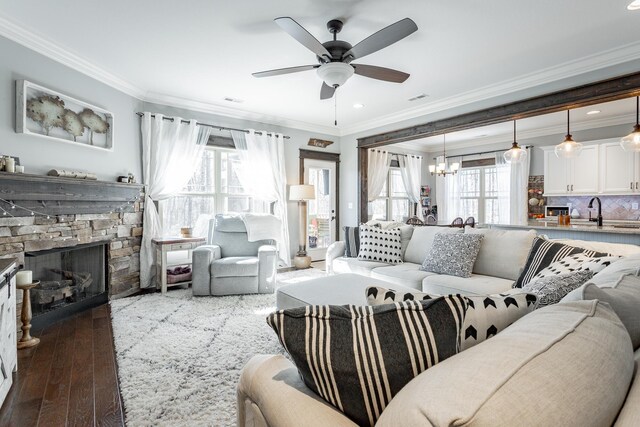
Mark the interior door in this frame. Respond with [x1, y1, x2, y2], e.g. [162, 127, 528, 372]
[304, 159, 337, 261]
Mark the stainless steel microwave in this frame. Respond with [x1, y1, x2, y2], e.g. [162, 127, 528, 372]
[545, 206, 569, 217]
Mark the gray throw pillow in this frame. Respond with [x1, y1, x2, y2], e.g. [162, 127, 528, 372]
[366, 286, 538, 350]
[523, 270, 594, 307]
[420, 233, 484, 278]
[561, 273, 640, 350]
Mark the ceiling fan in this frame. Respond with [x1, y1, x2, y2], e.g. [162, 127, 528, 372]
[253, 17, 418, 100]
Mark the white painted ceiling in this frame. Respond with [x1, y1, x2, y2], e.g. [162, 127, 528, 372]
[0, 0, 639, 136]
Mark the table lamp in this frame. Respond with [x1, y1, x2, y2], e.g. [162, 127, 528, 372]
[289, 184, 316, 269]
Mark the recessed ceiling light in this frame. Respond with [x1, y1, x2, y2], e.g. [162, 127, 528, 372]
[353, 103, 364, 109]
[628, 0, 640, 10]
[586, 110, 601, 115]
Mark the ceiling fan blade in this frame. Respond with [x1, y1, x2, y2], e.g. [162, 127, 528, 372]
[343, 18, 418, 60]
[275, 17, 332, 60]
[352, 64, 410, 83]
[252, 65, 319, 78]
[320, 82, 336, 100]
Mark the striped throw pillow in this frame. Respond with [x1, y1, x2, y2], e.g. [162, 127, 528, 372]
[514, 237, 607, 288]
[343, 226, 360, 257]
[266, 296, 466, 426]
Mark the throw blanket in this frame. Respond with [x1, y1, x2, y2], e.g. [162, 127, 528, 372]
[240, 214, 286, 265]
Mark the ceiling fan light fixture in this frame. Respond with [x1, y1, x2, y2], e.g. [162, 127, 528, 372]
[316, 62, 354, 88]
[628, 0, 640, 10]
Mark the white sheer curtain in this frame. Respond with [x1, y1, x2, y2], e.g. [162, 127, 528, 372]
[509, 148, 531, 225]
[140, 113, 211, 288]
[398, 154, 422, 208]
[494, 153, 512, 225]
[231, 130, 291, 266]
[435, 155, 461, 223]
[368, 149, 391, 201]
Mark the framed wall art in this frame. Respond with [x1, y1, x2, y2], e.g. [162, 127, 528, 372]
[16, 80, 114, 151]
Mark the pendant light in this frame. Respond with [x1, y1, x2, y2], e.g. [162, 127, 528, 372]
[554, 110, 583, 159]
[621, 96, 640, 152]
[503, 120, 527, 164]
[429, 134, 459, 176]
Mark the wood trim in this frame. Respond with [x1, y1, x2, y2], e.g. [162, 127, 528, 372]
[299, 149, 341, 241]
[357, 71, 640, 148]
[358, 147, 368, 224]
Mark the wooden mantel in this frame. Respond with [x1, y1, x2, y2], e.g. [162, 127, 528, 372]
[0, 172, 144, 216]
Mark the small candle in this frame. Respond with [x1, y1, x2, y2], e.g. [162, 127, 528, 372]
[16, 270, 32, 285]
[5, 157, 15, 173]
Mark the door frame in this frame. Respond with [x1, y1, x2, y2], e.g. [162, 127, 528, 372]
[299, 149, 340, 241]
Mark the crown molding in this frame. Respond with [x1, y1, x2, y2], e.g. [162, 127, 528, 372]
[143, 92, 341, 137]
[1, 11, 638, 140]
[340, 41, 640, 137]
[398, 113, 637, 154]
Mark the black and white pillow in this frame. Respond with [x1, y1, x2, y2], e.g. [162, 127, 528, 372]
[523, 270, 594, 307]
[343, 226, 360, 258]
[514, 237, 608, 288]
[530, 253, 621, 283]
[420, 233, 484, 278]
[267, 296, 466, 426]
[366, 286, 537, 350]
[357, 224, 403, 264]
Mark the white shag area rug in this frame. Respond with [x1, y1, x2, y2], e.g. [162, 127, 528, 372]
[110, 268, 326, 426]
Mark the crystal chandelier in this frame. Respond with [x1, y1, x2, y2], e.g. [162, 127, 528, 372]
[429, 134, 459, 176]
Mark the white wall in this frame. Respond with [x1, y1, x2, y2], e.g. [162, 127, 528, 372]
[0, 36, 143, 180]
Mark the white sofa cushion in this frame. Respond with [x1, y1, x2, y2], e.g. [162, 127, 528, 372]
[422, 274, 514, 296]
[376, 300, 635, 427]
[615, 350, 640, 426]
[404, 227, 463, 264]
[465, 227, 536, 280]
[370, 263, 436, 290]
[332, 257, 387, 277]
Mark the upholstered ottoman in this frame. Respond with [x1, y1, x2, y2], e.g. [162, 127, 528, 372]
[276, 272, 414, 310]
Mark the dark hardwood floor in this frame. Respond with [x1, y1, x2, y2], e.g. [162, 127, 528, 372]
[0, 304, 125, 427]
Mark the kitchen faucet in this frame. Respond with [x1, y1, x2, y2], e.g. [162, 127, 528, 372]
[588, 197, 603, 226]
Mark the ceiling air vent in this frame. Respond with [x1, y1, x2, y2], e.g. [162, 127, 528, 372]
[223, 97, 244, 103]
[408, 93, 428, 102]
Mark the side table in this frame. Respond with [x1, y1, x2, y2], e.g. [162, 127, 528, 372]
[152, 237, 206, 294]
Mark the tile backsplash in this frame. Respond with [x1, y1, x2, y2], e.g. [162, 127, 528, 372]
[546, 195, 640, 221]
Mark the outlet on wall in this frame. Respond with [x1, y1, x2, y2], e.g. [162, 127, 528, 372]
[633, 203, 639, 210]
[567, 203, 572, 210]
[348, 202, 353, 209]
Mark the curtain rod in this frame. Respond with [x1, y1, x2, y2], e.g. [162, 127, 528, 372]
[370, 148, 422, 159]
[437, 145, 532, 160]
[135, 112, 291, 139]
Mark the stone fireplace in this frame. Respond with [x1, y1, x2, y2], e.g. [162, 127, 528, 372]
[0, 171, 145, 329]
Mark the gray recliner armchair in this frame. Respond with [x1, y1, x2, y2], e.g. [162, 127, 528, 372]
[192, 214, 278, 296]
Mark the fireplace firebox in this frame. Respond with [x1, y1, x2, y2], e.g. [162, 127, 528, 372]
[24, 241, 108, 328]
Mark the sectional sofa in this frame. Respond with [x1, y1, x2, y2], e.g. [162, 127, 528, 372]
[326, 225, 640, 294]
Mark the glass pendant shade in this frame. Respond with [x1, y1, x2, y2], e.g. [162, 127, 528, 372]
[621, 97, 640, 152]
[504, 142, 528, 163]
[555, 135, 583, 159]
[555, 110, 583, 159]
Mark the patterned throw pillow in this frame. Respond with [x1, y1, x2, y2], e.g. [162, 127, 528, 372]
[523, 270, 594, 307]
[357, 224, 403, 264]
[366, 286, 538, 350]
[514, 237, 607, 288]
[420, 233, 484, 278]
[267, 296, 467, 427]
[343, 226, 360, 258]
[530, 253, 621, 283]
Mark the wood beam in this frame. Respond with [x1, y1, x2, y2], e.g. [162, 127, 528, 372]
[357, 71, 640, 148]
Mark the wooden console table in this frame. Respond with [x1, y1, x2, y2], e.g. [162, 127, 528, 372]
[152, 237, 206, 294]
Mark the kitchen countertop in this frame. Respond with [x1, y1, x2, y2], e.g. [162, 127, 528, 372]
[488, 220, 640, 235]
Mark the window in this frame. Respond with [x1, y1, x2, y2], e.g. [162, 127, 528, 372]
[161, 147, 267, 237]
[458, 166, 500, 224]
[369, 168, 410, 222]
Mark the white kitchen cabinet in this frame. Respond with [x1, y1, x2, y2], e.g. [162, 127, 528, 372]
[541, 145, 599, 195]
[599, 142, 636, 194]
[0, 260, 17, 407]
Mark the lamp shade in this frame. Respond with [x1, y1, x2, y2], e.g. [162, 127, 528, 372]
[289, 184, 316, 201]
[317, 63, 354, 87]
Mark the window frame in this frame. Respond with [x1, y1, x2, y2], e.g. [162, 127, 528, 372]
[371, 166, 411, 222]
[458, 165, 498, 224]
